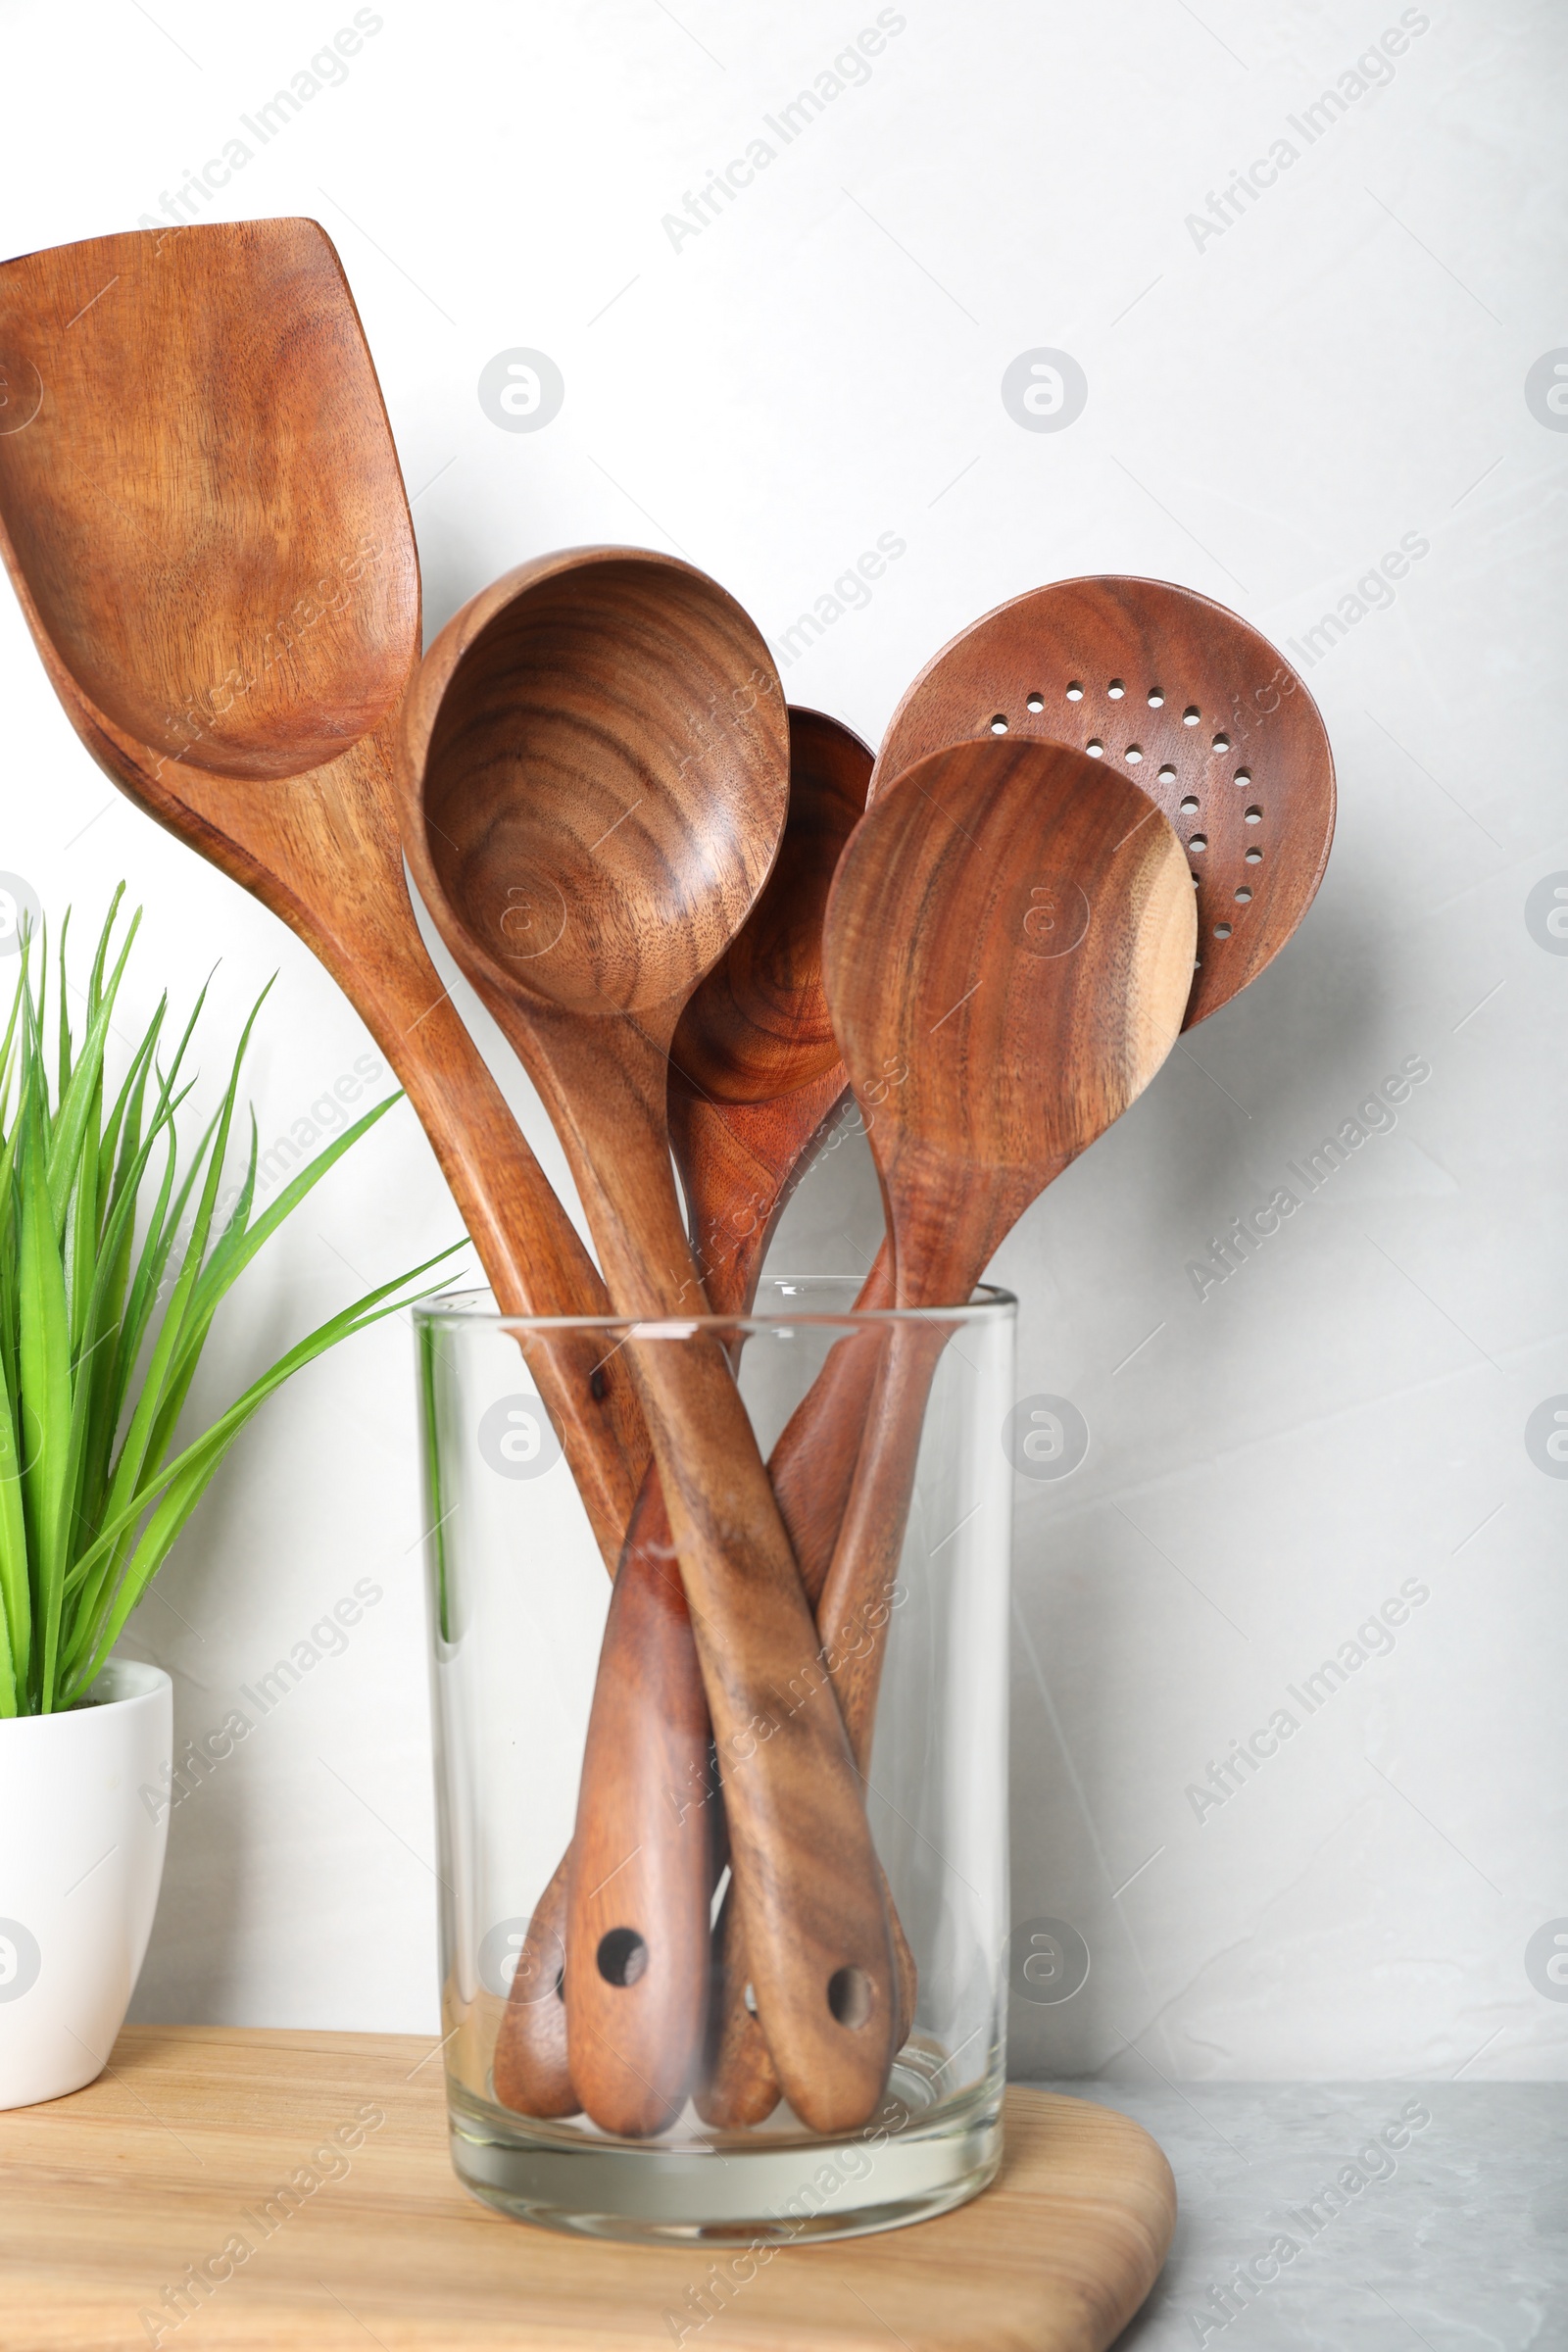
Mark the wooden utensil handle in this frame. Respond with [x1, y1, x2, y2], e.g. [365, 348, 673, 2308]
[524, 1022, 895, 2133]
[528, 1236, 909, 2134]
[813, 1315, 954, 1768]
[769, 1240, 896, 1602]
[364, 970, 650, 1575]
[553, 1234, 892, 2131]
[627, 1329, 896, 2130]
[698, 1241, 923, 2127]
[564, 1470, 715, 2133]
[491, 1852, 576, 2116]
[700, 1317, 949, 2127]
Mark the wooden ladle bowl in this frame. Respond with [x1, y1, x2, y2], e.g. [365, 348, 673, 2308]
[416, 555, 782, 1023]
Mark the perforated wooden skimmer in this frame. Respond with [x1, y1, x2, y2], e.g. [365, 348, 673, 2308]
[872, 574, 1336, 1027]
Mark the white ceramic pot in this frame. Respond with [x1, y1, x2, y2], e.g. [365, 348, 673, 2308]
[0, 1659, 172, 2109]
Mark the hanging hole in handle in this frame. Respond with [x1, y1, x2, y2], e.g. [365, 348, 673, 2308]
[827, 1965, 873, 2030]
[597, 1928, 649, 1987]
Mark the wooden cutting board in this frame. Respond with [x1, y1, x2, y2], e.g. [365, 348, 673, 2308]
[0, 2027, 1174, 2350]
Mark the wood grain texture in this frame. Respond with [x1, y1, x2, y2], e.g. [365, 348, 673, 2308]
[0, 221, 649, 1569]
[562, 710, 872, 2136]
[832, 740, 1196, 1303]
[811, 738, 1194, 1822]
[668, 707, 872, 1318]
[769, 1242, 897, 1599]
[0, 2027, 1175, 2352]
[397, 556, 898, 2132]
[564, 1471, 715, 2135]
[489, 1852, 575, 2121]
[871, 573, 1336, 1031]
[704, 744, 1195, 2125]
[695, 1238, 909, 2133]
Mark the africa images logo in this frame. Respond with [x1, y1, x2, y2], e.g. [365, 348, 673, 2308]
[478, 1394, 563, 1479]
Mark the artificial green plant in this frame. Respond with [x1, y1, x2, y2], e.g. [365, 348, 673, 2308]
[0, 891, 457, 1715]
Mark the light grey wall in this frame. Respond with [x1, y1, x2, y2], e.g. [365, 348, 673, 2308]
[0, 0, 1561, 2078]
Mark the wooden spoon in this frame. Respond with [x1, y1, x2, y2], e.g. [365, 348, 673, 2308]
[554, 710, 871, 2135]
[397, 561, 898, 2133]
[700, 737, 1194, 2124]
[813, 733, 1195, 1768]
[0, 220, 649, 1565]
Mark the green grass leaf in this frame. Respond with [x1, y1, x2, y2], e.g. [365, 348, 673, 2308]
[0, 895, 459, 1714]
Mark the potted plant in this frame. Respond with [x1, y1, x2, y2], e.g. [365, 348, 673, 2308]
[0, 894, 455, 2108]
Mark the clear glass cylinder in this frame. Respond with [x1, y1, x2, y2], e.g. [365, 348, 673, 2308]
[414, 1277, 1015, 2243]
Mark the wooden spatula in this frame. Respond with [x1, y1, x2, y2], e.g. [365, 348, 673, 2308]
[0, 220, 649, 1563]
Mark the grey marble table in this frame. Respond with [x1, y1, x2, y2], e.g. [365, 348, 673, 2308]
[1030, 2082, 1564, 2349]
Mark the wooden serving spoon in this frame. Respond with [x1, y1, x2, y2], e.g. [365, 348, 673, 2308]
[554, 710, 872, 2135]
[700, 737, 1195, 2124]
[493, 710, 872, 2131]
[397, 561, 898, 2133]
[810, 735, 1194, 1775]
[0, 220, 648, 1564]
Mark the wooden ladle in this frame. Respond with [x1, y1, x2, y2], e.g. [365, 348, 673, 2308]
[700, 736, 1195, 2122]
[555, 710, 872, 2134]
[397, 561, 899, 2133]
[494, 710, 872, 2130]
[0, 220, 648, 1563]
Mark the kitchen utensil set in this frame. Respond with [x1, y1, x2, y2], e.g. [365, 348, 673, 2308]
[0, 219, 1336, 2142]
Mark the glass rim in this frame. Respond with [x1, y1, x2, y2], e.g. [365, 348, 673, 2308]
[412, 1278, 1017, 1335]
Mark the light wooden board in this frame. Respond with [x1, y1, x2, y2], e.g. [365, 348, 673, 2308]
[0, 2027, 1175, 2351]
